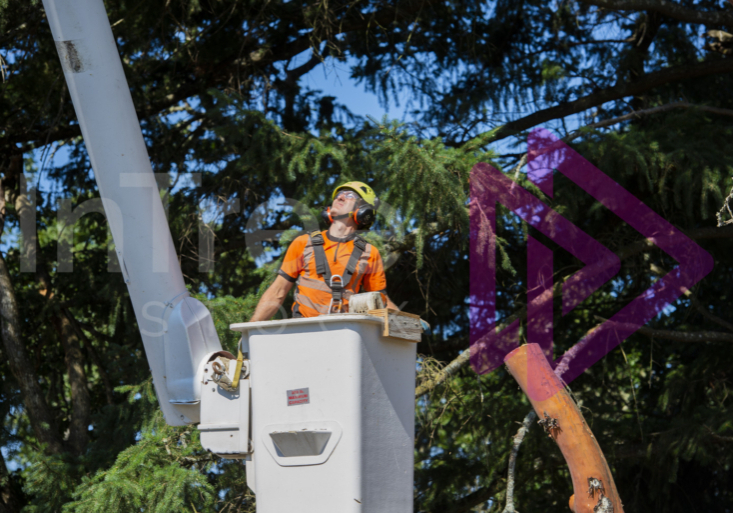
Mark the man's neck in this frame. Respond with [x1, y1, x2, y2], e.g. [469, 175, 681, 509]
[328, 220, 356, 239]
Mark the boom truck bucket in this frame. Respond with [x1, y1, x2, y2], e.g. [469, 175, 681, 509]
[42, 0, 422, 511]
[214, 315, 418, 512]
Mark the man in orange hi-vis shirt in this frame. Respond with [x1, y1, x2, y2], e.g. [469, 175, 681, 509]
[249, 181, 400, 321]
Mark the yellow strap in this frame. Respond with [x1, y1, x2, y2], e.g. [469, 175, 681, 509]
[231, 347, 244, 389]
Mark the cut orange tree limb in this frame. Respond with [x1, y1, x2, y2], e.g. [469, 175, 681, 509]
[503, 344, 624, 513]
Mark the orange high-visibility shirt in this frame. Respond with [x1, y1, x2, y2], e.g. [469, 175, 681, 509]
[278, 230, 387, 317]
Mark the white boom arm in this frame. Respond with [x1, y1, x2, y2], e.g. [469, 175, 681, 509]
[42, 0, 222, 425]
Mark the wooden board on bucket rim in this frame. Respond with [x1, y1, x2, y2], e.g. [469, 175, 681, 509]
[367, 309, 422, 342]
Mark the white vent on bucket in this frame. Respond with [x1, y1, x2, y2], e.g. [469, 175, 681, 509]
[270, 430, 332, 457]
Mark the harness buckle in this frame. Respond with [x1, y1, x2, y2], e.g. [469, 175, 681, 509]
[327, 275, 345, 313]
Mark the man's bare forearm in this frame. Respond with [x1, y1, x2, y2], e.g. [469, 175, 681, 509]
[250, 276, 293, 322]
[250, 298, 282, 322]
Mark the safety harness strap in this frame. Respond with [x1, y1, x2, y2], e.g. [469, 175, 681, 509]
[309, 231, 331, 280]
[296, 275, 333, 293]
[307, 231, 368, 312]
[344, 236, 367, 287]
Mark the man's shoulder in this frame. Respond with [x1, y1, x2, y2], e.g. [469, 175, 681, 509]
[293, 232, 313, 242]
[284, 233, 312, 251]
[358, 236, 383, 258]
[290, 231, 329, 246]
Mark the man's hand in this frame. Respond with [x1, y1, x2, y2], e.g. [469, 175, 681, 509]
[249, 275, 294, 322]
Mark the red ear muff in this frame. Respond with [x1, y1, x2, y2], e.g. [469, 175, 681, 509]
[321, 207, 334, 224]
[323, 204, 376, 228]
[354, 204, 376, 228]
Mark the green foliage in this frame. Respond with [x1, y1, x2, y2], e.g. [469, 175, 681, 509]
[63, 419, 216, 513]
[195, 294, 259, 353]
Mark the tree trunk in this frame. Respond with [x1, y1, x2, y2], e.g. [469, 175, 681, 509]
[1, 163, 63, 455]
[0, 253, 64, 455]
[504, 344, 623, 513]
[52, 310, 92, 456]
[75, 323, 114, 406]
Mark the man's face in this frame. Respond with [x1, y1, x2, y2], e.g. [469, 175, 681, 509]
[331, 189, 359, 216]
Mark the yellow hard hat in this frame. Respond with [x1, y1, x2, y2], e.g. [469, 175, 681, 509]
[332, 181, 378, 206]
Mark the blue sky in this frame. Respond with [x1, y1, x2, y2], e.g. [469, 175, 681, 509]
[301, 57, 408, 121]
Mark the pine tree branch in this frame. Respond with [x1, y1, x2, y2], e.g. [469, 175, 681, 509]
[683, 224, 733, 240]
[577, 0, 733, 27]
[612, 225, 733, 261]
[565, 102, 733, 142]
[648, 262, 733, 333]
[490, 58, 733, 143]
[557, 313, 733, 379]
[708, 431, 733, 443]
[4, 0, 439, 153]
[0, 447, 25, 513]
[688, 295, 733, 333]
[444, 482, 500, 513]
[415, 309, 528, 398]
[595, 316, 733, 343]
[417, 223, 733, 398]
[281, 46, 330, 90]
[414, 348, 471, 398]
[261, 0, 436, 67]
[442, 462, 566, 513]
[74, 322, 115, 406]
[75, 321, 115, 343]
[502, 410, 537, 513]
[594, 306, 733, 341]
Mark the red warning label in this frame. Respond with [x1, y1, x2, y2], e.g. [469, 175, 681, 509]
[287, 388, 310, 406]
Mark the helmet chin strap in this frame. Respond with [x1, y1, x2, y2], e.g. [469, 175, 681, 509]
[330, 211, 354, 221]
